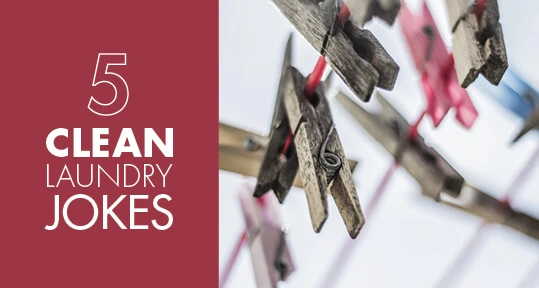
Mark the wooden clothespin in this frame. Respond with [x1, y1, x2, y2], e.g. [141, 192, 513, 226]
[337, 91, 464, 200]
[447, 0, 508, 88]
[441, 184, 539, 241]
[271, 0, 399, 101]
[338, 92, 539, 241]
[238, 183, 295, 288]
[345, 0, 401, 27]
[218, 122, 358, 188]
[255, 35, 364, 238]
[477, 69, 539, 142]
[399, 0, 478, 129]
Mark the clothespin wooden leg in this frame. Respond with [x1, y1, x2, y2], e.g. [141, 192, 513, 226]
[283, 67, 329, 231]
[326, 128, 364, 238]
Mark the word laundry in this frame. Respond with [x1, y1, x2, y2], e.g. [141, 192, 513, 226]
[46, 163, 173, 188]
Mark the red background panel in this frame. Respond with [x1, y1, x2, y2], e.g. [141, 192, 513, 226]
[0, 1, 217, 287]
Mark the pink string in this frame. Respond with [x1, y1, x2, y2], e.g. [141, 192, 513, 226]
[219, 231, 247, 287]
[318, 109, 426, 287]
[436, 144, 539, 288]
[318, 162, 398, 287]
[516, 259, 539, 288]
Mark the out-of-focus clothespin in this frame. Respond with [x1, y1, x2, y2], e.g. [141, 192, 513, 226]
[446, 0, 508, 88]
[255, 35, 365, 238]
[337, 91, 464, 200]
[337, 91, 539, 241]
[345, 0, 401, 27]
[218, 122, 358, 188]
[399, 0, 478, 129]
[219, 123, 270, 179]
[441, 184, 539, 241]
[271, 0, 399, 101]
[238, 183, 295, 288]
[476, 69, 539, 142]
[478, 69, 539, 119]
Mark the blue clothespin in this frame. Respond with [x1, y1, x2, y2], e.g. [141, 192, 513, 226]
[477, 69, 539, 142]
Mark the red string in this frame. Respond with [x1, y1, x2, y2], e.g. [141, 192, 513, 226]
[365, 108, 426, 215]
[318, 160, 397, 288]
[304, 57, 328, 99]
[474, 0, 489, 19]
[435, 144, 539, 287]
[303, 3, 350, 99]
[435, 222, 489, 288]
[407, 110, 427, 140]
[220, 194, 269, 287]
[337, 4, 351, 25]
[318, 110, 427, 287]
[516, 260, 539, 287]
[500, 145, 539, 202]
[280, 131, 294, 156]
[219, 231, 247, 287]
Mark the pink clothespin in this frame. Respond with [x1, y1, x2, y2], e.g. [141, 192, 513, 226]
[238, 183, 295, 288]
[399, 0, 478, 129]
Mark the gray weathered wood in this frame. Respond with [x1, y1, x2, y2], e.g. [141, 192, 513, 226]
[337, 92, 464, 200]
[442, 185, 539, 241]
[254, 35, 300, 202]
[283, 67, 365, 238]
[447, 0, 508, 87]
[326, 129, 365, 238]
[482, 23, 508, 85]
[218, 122, 358, 188]
[343, 22, 399, 90]
[284, 68, 329, 232]
[271, 0, 399, 102]
[450, 9, 484, 88]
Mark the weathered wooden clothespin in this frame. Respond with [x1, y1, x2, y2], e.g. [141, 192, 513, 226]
[337, 91, 464, 200]
[218, 122, 358, 188]
[446, 0, 508, 88]
[271, 0, 399, 101]
[338, 91, 539, 241]
[441, 184, 539, 241]
[255, 36, 364, 238]
[238, 183, 295, 288]
[399, 0, 478, 128]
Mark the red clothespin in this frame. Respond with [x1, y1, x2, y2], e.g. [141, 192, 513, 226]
[399, 1, 478, 129]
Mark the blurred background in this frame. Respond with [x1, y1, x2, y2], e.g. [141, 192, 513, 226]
[219, 0, 539, 287]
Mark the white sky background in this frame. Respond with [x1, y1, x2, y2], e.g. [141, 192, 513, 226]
[219, 0, 539, 287]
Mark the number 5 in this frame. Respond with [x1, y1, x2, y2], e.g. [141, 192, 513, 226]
[88, 53, 129, 116]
